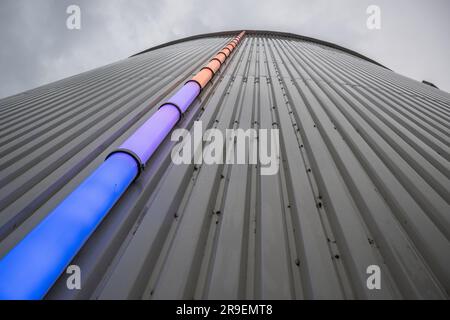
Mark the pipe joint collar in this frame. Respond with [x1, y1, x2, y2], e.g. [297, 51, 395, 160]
[106, 149, 143, 180]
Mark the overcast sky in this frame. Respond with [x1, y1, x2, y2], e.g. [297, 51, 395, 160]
[0, 0, 449, 99]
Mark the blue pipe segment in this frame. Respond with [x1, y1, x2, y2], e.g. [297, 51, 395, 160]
[0, 153, 138, 299]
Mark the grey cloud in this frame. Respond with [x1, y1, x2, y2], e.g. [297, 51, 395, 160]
[0, 0, 449, 99]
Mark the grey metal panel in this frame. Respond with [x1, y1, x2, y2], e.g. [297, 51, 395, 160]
[0, 32, 449, 300]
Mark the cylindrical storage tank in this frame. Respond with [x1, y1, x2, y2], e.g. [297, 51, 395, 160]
[0, 30, 449, 300]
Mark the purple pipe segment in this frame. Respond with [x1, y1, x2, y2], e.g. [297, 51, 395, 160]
[119, 105, 180, 164]
[166, 81, 201, 113]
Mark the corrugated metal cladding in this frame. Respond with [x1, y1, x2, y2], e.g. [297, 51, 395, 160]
[0, 30, 449, 300]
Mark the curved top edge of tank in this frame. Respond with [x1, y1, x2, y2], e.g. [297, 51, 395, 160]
[130, 29, 390, 70]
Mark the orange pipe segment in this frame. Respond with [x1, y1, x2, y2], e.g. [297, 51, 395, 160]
[191, 68, 214, 88]
[222, 47, 231, 56]
[206, 59, 221, 74]
[220, 50, 230, 58]
[214, 53, 226, 64]
[189, 31, 245, 89]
